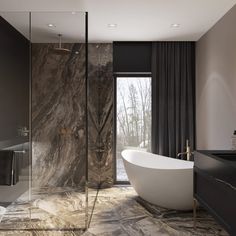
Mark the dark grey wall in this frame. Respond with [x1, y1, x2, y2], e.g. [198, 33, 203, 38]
[0, 16, 29, 148]
[113, 42, 151, 73]
[196, 5, 236, 150]
[0, 16, 30, 206]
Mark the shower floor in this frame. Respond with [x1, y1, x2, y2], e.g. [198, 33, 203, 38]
[0, 186, 229, 236]
[0, 187, 88, 233]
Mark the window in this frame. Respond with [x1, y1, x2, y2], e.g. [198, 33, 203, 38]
[115, 77, 152, 182]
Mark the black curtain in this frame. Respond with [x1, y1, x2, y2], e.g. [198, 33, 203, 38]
[151, 42, 195, 158]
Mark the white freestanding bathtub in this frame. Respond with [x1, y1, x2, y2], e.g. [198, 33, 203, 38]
[121, 150, 194, 210]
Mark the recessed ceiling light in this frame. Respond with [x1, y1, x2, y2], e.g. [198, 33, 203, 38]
[71, 11, 76, 15]
[171, 23, 180, 28]
[108, 23, 117, 28]
[47, 23, 55, 28]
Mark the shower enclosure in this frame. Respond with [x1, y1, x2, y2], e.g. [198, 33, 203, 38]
[0, 11, 91, 232]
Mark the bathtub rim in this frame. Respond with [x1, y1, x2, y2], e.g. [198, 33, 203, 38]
[121, 149, 193, 171]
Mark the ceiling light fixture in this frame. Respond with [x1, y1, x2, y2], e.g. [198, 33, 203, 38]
[47, 23, 55, 28]
[171, 23, 180, 28]
[108, 23, 117, 28]
[71, 11, 76, 15]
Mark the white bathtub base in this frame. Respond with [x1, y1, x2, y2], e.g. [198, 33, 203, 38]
[122, 150, 194, 211]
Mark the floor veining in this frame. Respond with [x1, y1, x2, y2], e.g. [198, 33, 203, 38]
[0, 187, 87, 235]
[0, 186, 228, 236]
[85, 187, 228, 236]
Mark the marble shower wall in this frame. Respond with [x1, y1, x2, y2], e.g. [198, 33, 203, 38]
[88, 44, 113, 188]
[32, 43, 114, 188]
[32, 43, 86, 187]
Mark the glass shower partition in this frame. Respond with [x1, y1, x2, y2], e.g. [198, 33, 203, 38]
[0, 11, 89, 232]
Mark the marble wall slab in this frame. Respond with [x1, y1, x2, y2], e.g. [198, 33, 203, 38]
[88, 44, 113, 188]
[32, 43, 86, 188]
[32, 43, 114, 189]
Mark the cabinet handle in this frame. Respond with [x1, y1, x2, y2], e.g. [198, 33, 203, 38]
[215, 178, 236, 191]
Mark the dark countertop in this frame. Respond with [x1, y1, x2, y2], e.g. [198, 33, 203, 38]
[195, 150, 236, 168]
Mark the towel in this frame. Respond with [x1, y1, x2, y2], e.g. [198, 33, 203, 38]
[0, 150, 18, 185]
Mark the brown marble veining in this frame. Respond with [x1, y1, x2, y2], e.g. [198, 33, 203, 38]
[85, 187, 228, 236]
[0, 187, 87, 232]
[32, 43, 114, 189]
[88, 44, 113, 188]
[32, 43, 86, 188]
[0, 186, 228, 235]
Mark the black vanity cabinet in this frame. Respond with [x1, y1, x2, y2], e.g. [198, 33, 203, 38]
[194, 151, 236, 236]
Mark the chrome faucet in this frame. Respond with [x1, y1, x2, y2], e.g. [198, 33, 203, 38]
[177, 140, 194, 161]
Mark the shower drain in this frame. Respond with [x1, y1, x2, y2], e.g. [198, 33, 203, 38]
[0, 206, 6, 222]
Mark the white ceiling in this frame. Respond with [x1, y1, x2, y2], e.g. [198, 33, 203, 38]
[1, 12, 86, 43]
[0, 0, 236, 42]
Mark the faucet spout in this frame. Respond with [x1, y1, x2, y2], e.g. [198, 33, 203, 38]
[177, 140, 193, 161]
[177, 152, 187, 158]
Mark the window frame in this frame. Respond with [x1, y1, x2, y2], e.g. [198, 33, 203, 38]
[113, 72, 152, 184]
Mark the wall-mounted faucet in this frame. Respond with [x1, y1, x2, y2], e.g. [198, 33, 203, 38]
[177, 140, 194, 161]
[18, 126, 29, 137]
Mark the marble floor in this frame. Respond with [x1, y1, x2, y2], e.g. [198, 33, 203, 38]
[0, 187, 87, 235]
[0, 186, 229, 236]
[85, 187, 228, 236]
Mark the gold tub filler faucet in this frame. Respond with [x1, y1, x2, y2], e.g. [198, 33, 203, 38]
[177, 139, 194, 161]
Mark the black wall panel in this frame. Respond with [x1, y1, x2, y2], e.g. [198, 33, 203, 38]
[0, 16, 30, 147]
[113, 42, 152, 73]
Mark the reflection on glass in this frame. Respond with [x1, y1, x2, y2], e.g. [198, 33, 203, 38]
[0, 12, 31, 229]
